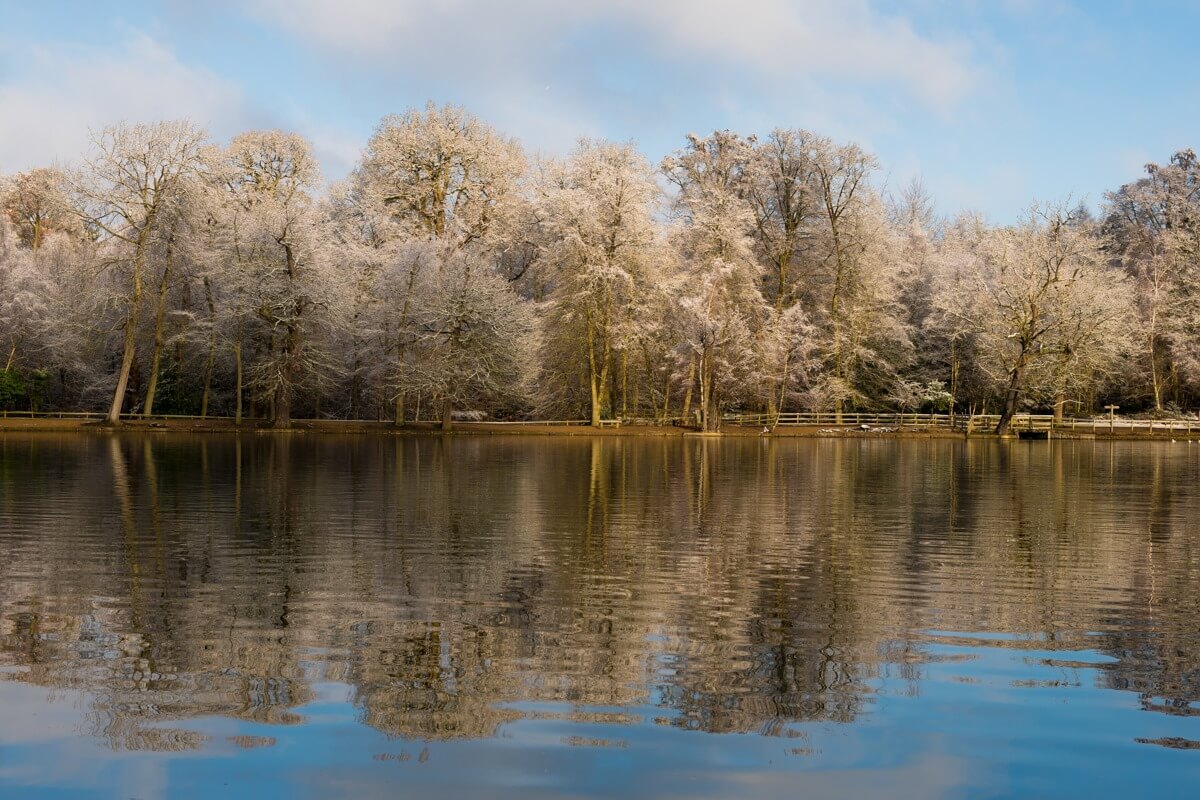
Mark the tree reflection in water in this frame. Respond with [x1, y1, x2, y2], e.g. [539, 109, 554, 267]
[0, 434, 1198, 758]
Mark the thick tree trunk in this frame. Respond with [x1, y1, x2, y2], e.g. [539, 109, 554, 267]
[441, 397, 453, 431]
[589, 379, 602, 427]
[272, 323, 299, 429]
[585, 313, 611, 427]
[996, 363, 1025, 435]
[107, 237, 148, 425]
[681, 358, 695, 426]
[698, 352, 719, 433]
[272, 384, 291, 429]
[273, 369, 291, 429]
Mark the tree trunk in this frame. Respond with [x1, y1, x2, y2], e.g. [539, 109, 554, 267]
[272, 378, 291, 429]
[589, 378, 602, 427]
[620, 350, 628, 420]
[271, 244, 302, 429]
[661, 371, 672, 422]
[143, 244, 174, 417]
[393, 341, 407, 425]
[200, 278, 216, 418]
[949, 338, 959, 426]
[585, 314, 611, 427]
[351, 347, 362, 420]
[681, 358, 695, 426]
[699, 351, 719, 433]
[996, 363, 1025, 435]
[106, 233, 148, 425]
[234, 339, 244, 425]
[441, 397, 453, 431]
[1150, 336, 1164, 413]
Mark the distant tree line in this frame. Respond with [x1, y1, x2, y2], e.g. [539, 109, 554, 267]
[1, 105, 1196, 432]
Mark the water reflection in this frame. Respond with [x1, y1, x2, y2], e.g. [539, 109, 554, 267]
[1, 434, 1199, 795]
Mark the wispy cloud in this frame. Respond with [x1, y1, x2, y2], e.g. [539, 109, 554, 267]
[0, 32, 247, 170]
[246, 0, 980, 111]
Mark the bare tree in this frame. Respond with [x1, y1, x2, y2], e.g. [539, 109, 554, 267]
[663, 132, 765, 431]
[215, 131, 343, 428]
[538, 140, 662, 426]
[2, 168, 80, 251]
[357, 103, 525, 246]
[68, 121, 208, 424]
[407, 248, 535, 429]
[952, 203, 1130, 434]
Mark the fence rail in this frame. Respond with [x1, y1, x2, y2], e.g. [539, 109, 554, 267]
[722, 412, 959, 428]
[0, 410, 256, 421]
[721, 411, 1200, 435]
[2, 408, 1197, 435]
[468, 419, 591, 426]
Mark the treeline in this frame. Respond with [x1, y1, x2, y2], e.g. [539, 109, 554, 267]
[0, 105, 1197, 432]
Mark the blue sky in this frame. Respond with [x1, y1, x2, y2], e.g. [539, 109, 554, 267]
[1, 0, 1197, 221]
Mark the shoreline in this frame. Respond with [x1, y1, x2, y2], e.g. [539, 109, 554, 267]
[0, 417, 1196, 441]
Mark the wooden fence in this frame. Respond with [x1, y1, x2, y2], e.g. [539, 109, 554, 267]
[2, 408, 1197, 435]
[721, 411, 1200, 435]
[0, 410, 253, 421]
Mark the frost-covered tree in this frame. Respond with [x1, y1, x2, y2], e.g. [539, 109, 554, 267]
[0, 219, 35, 374]
[664, 132, 767, 431]
[538, 140, 662, 425]
[356, 103, 525, 246]
[406, 248, 535, 429]
[2, 168, 79, 251]
[0, 109, 1187, 424]
[346, 105, 526, 421]
[68, 121, 208, 424]
[745, 129, 821, 309]
[1104, 150, 1200, 408]
[214, 131, 344, 428]
[806, 139, 912, 417]
[950, 204, 1131, 433]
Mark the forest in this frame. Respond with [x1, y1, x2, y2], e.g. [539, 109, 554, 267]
[0, 103, 1196, 433]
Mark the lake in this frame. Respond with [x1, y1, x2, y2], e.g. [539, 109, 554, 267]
[0, 433, 1198, 798]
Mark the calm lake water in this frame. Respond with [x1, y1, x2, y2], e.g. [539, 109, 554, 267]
[1, 433, 1198, 798]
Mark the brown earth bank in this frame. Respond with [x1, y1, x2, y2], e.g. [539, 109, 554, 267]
[1, 417, 1198, 440]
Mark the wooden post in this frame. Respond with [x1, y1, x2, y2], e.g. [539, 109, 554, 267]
[1105, 404, 1119, 434]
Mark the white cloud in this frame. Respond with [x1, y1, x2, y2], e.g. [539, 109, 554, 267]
[246, 0, 979, 110]
[0, 32, 247, 171]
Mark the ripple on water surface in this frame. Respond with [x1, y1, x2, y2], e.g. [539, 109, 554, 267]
[0, 433, 1199, 798]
